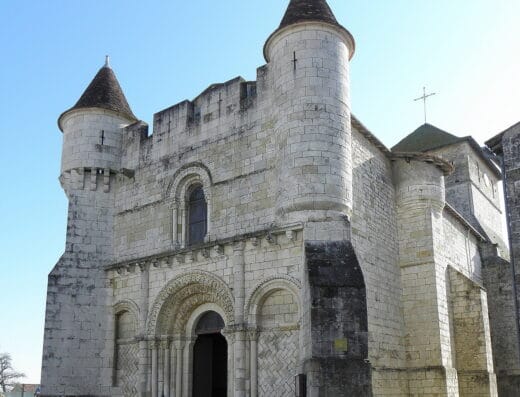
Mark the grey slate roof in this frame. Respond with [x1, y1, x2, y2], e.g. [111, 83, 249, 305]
[59, 65, 137, 129]
[393, 123, 501, 178]
[392, 123, 463, 152]
[279, 0, 339, 29]
[264, 0, 355, 61]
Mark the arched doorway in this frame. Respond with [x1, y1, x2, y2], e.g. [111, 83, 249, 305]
[192, 311, 227, 397]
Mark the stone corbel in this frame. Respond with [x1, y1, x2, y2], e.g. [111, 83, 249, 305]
[103, 168, 110, 192]
[138, 262, 150, 273]
[175, 254, 185, 265]
[214, 244, 225, 255]
[201, 248, 210, 259]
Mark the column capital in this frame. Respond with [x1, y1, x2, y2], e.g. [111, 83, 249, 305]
[247, 328, 259, 341]
[148, 339, 160, 349]
[160, 337, 172, 349]
[168, 198, 179, 209]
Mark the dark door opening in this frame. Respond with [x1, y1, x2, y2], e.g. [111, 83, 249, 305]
[192, 311, 227, 397]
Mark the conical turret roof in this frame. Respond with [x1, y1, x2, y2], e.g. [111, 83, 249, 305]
[279, 0, 339, 29]
[264, 0, 354, 61]
[58, 59, 137, 130]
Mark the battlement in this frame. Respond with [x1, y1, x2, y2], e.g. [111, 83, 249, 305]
[121, 66, 269, 168]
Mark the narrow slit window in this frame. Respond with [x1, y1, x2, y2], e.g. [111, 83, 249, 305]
[188, 185, 207, 245]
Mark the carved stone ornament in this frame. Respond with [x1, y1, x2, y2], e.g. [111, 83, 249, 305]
[146, 271, 235, 336]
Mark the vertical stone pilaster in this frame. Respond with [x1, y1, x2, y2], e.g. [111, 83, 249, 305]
[162, 339, 171, 397]
[174, 339, 184, 397]
[138, 263, 150, 396]
[151, 341, 158, 397]
[248, 329, 258, 397]
[170, 199, 178, 248]
[232, 241, 247, 397]
[181, 208, 187, 248]
[182, 337, 196, 397]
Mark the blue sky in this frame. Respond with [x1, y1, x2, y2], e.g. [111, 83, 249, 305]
[0, 0, 519, 384]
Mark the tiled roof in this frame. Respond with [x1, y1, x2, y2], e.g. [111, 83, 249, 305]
[392, 123, 463, 152]
[279, 0, 339, 29]
[393, 123, 501, 178]
[59, 64, 136, 129]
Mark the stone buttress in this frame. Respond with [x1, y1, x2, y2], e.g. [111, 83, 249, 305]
[393, 154, 497, 396]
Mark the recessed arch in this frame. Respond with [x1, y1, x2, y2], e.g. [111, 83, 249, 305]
[245, 276, 301, 327]
[114, 299, 140, 320]
[165, 163, 213, 247]
[165, 162, 212, 201]
[146, 271, 234, 337]
[113, 299, 140, 395]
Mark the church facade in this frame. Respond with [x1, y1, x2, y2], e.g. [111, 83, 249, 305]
[40, 1, 520, 396]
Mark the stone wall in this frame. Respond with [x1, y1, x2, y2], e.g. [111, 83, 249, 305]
[351, 128, 408, 395]
[41, 172, 118, 396]
[495, 122, 520, 396]
[430, 142, 506, 253]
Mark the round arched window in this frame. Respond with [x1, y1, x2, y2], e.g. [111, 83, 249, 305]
[188, 185, 207, 245]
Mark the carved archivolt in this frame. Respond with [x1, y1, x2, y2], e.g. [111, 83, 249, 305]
[165, 162, 212, 203]
[165, 162, 213, 247]
[114, 299, 140, 331]
[245, 275, 301, 326]
[147, 271, 234, 336]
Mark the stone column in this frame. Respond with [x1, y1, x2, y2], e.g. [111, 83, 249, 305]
[138, 339, 149, 397]
[171, 200, 178, 248]
[138, 263, 150, 396]
[222, 330, 235, 397]
[205, 197, 212, 242]
[170, 347, 176, 396]
[182, 337, 196, 397]
[181, 208, 187, 248]
[174, 339, 184, 397]
[151, 341, 159, 397]
[249, 329, 259, 397]
[232, 242, 247, 397]
[163, 339, 171, 397]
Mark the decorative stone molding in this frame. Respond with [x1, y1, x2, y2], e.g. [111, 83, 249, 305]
[114, 299, 140, 318]
[165, 163, 213, 248]
[146, 271, 234, 336]
[245, 275, 302, 326]
[106, 223, 304, 272]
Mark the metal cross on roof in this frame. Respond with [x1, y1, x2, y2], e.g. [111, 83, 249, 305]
[414, 86, 437, 124]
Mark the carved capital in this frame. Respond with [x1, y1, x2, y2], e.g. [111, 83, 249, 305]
[247, 328, 259, 341]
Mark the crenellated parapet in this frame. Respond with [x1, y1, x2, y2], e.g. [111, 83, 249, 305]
[120, 73, 268, 169]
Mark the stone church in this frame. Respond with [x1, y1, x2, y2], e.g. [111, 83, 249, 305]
[40, 0, 520, 396]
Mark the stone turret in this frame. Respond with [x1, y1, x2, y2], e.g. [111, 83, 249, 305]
[41, 59, 137, 396]
[265, 0, 355, 222]
[58, 56, 137, 177]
